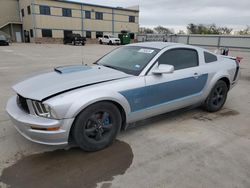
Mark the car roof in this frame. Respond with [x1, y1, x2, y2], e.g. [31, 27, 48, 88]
[128, 42, 199, 50]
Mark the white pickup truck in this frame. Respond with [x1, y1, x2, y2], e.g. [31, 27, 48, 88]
[98, 35, 121, 45]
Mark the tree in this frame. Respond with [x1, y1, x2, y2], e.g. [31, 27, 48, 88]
[139, 27, 154, 34]
[237, 26, 250, 35]
[219, 27, 233, 35]
[154, 26, 174, 34]
[187, 23, 198, 34]
[187, 23, 232, 35]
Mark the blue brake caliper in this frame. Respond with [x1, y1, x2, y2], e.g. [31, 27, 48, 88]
[103, 113, 110, 126]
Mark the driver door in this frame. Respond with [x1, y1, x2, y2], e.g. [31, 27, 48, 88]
[144, 48, 208, 113]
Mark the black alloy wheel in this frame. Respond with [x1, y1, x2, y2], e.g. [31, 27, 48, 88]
[84, 111, 113, 142]
[203, 80, 228, 112]
[72, 102, 121, 151]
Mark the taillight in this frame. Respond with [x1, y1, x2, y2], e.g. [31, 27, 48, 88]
[236, 57, 243, 63]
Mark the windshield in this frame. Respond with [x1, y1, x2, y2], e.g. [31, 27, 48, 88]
[0, 35, 6, 40]
[97, 46, 160, 75]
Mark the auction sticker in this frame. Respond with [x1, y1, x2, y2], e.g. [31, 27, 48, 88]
[138, 49, 154, 54]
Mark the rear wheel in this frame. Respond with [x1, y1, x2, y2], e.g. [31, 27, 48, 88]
[72, 102, 121, 151]
[99, 40, 103, 44]
[203, 80, 228, 112]
[108, 40, 112, 45]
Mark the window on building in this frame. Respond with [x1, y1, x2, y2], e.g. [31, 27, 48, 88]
[129, 16, 135, 23]
[30, 29, 33, 37]
[62, 8, 72, 17]
[21, 9, 24, 17]
[158, 48, 199, 70]
[40, 5, 50, 15]
[85, 11, 91, 19]
[96, 31, 103, 38]
[95, 12, 103, 20]
[27, 6, 31, 15]
[42, 29, 52, 37]
[204, 51, 217, 63]
[86, 31, 91, 38]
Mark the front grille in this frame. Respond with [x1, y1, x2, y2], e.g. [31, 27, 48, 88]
[17, 95, 30, 113]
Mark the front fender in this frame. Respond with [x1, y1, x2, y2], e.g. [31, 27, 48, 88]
[45, 89, 131, 119]
[68, 91, 131, 118]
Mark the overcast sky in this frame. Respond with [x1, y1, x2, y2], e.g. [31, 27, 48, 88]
[67, 0, 250, 32]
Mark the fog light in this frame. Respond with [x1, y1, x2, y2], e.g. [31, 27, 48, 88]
[31, 126, 60, 131]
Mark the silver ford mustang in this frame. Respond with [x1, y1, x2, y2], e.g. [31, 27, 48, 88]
[6, 42, 240, 151]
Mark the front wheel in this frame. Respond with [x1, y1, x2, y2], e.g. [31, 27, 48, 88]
[72, 102, 121, 151]
[202, 80, 228, 112]
[108, 40, 112, 45]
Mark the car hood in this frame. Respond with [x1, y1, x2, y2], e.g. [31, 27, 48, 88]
[13, 65, 131, 101]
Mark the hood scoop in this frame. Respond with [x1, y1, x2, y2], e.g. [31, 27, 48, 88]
[54, 65, 92, 74]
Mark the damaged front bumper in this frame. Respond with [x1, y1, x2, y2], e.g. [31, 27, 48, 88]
[6, 96, 74, 145]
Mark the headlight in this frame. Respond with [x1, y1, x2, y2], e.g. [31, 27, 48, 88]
[32, 101, 57, 119]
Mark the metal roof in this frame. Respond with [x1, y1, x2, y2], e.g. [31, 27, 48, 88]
[128, 42, 179, 49]
[54, 0, 139, 12]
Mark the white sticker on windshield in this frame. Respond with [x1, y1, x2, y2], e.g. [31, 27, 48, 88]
[135, 64, 141, 69]
[138, 48, 154, 54]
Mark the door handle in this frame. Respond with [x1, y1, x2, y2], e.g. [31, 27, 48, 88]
[193, 73, 200, 79]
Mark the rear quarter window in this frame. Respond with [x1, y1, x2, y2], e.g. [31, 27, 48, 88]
[204, 51, 218, 63]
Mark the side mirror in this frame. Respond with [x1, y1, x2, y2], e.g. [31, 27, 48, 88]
[152, 64, 174, 75]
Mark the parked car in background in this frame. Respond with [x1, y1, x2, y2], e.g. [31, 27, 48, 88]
[99, 35, 121, 45]
[63, 33, 86, 45]
[0, 35, 9, 46]
[6, 42, 240, 151]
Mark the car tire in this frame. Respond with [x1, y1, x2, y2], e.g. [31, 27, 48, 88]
[72, 102, 122, 151]
[99, 40, 103, 44]
[108, 41, 112, 45]
[202, 80, 228, 112]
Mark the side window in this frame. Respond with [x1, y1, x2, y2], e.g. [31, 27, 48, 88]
[158, 48, 199, 70]
[85, 11, 91, 19]
[27, 6, 31, 15]
[95, 12, 103, 20]
[129, 16, 135, 23]
[86, 31, 91, 38]
[21, 9, 24, 17]
[104, 35, 108, 39]
[40, 5, 50, 15]
[62, 8, 72, 17]
[204, 51, 217, 63]
[42, 29, 52, 37]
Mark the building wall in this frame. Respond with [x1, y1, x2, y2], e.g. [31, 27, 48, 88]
[0, 0, 21, 27]
[19, 0, 139, 42]
[0, 0, 22, 41]
[19, 0, 34, 42]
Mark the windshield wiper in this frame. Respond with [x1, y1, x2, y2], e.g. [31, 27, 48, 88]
[102, 64, 119, 71]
